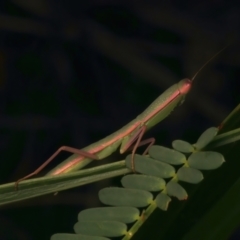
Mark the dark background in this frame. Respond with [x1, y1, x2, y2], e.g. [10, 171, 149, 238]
[0, 1, 239, 239]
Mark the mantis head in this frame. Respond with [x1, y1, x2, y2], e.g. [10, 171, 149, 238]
[178, 78, 192, 95]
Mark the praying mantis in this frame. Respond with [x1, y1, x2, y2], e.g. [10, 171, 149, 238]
[15, 47, 226, 189]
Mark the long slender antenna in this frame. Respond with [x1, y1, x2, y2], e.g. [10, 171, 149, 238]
[191, 45, 229, 81]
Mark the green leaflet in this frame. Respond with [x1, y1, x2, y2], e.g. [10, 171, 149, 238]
[51, 234, 110, 240]
[188, 152, 225, 170]
[166, 181, 188, 200]
[177, 167, 203, 184]
[155, 193, 172, 211]
[125, 154, 175, 178]
[78, 207, 140, 224]
[149, 145, 187, 165]
[172, 140, 194, 153]
[99, 187, 153, 207]
[74, 221, 127, 237]
[51, 126, 226, 240]
[194, 127, 219, 150]
[121, 174, 166, 192]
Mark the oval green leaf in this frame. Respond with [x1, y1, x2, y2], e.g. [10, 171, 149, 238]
[121, 174, 166, 192]
[74, 221, 127, 237]
[172, 140, 194, 153]
[51, 234, 110, 240]
[78, 207, 139, 224]
[149, 145, 186, 165]
[125, 154, 175, 178]
[99, 187, 153, 207]
[166, 181, 188, 200]
[188, 151, 225, 170]
[194, 127, 219, 150]
[155, 192, 171, 211]
[177, 166, 203, 184]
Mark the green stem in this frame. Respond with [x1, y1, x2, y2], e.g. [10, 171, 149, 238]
[207, 128, 240, 149]
[122, 201, 157, 240]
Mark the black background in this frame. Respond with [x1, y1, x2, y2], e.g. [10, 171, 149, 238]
[0, 1, 239, 239]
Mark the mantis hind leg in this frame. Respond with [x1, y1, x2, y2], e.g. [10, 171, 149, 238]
[120, 125, 155, 171]
[15, 146, 99, 190]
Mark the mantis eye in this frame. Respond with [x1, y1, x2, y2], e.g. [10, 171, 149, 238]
[179, 78, 192, 94]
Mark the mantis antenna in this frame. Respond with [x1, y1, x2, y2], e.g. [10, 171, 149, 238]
[191, 44, 229, 81]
